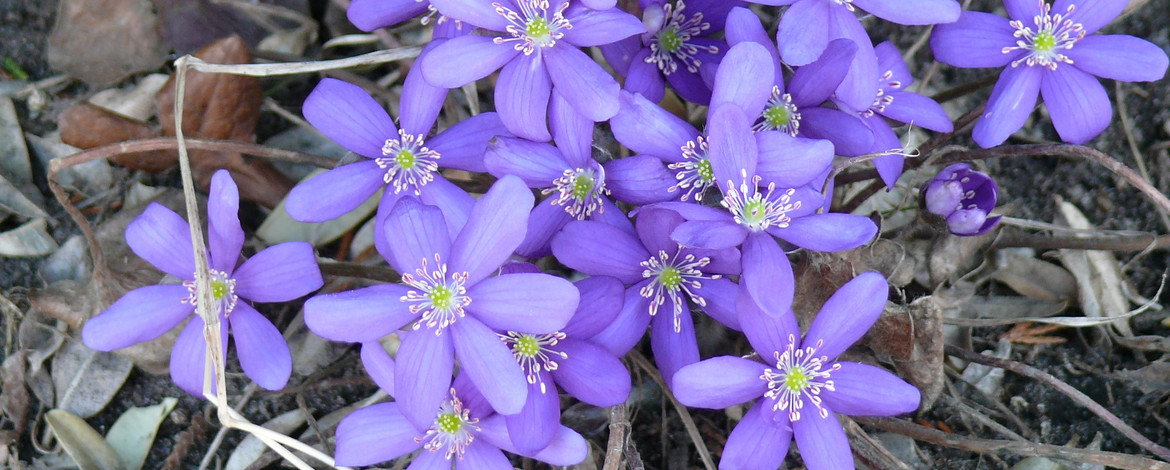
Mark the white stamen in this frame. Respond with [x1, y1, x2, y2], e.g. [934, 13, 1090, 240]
[761, 335, 841, 422]
[375, 129, 441, 195]
[644, 0, 719, 75]
[401, 254, 471, 335]
[668, 136, 716, 202]
[721, 171, 803, 232]
[493, 0, 572, 55]
[499, 331, 568, 393]
[639, 250, 720, 332]
[1002, 0, 1085, 70]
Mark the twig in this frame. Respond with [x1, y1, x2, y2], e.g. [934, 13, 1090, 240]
[318, 261, 400, 283]
[627, 350, 717, 470]
[199, 384, 259, 470]
[842, 417, 915, 470]
[48, 137, 338, 172]
[183, 47, 421, 77]
[603, 404, 629, 470]
[996, 232, 1170, 251]
[944, 344, 1170, 461]
[856, 417, 1170, 470]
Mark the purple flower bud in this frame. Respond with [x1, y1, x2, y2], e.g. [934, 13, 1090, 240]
[921, 163, 1001, 236]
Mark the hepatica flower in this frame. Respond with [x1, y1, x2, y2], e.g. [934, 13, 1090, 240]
[931, 0, 1169, 147]
[672, 272, 920, 470]
[420, 0, 645, 141]
[334, 372, 588, 467]
[921, 163, 1001, 236]
[304, 176, 580, 430]
[83, 170, 323, 396]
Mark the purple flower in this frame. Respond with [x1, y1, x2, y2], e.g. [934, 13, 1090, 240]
[551, 207, 742, 385]
[600, 0, 740, 104]
[921, 163, 1001, 236]
[304, 176, 581, 430]
[334, 371, 589, 467]
[851, 41, 954, 187]
[931, 0, 1169, 147]
[747, 0, 959, 111]
[672, 272, 920, 469]
[83, 170, 324, 395]
[420, 0, 645, 141]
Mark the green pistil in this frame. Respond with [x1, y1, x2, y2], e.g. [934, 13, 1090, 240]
[572, 174, 595, 200]
[785, 368, 809, 392]
[429, 285, 453, 311]
[658, 28, 682, 52]
[526, 17, 551, 40]
[657, 267, 682, 289]
[515, 334, 540, 357]
[696, 159, 713, 183]
[742, 199, 767, 226]
[396, 149, 416, 169]
[436, 413, 462, 434]
[1033, 30, 1056, 52]
[764, 105, 790, 129]
[211, 279, 228, 300]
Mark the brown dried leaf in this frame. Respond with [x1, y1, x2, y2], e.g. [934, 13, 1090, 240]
[58, 102, 173, 172]
[156, 35, 292, 208]
[1053, 198, 1137, 336]
[47, 0, 169, 85]
[999, 322, 1068, 345]
[1110, 362, 1170, 395]
[992, 249, 1078, 302]
[863, 296, 945, 410]
[926, 232, 995, 288]
[0, 351, 29, 444]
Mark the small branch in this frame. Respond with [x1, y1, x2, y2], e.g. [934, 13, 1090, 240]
[627, 350, 717, 470]
[47, 137, 338, 173]
[183, 47, 421, 77]
[318, 262, 400, 283]
[603, 404, 629, 470]
[944, 344, 1170, 461]
[856, 417, 1170, 470]
[996, 232, 1170, 252]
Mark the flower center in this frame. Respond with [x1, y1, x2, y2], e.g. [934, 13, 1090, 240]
[862, 70, 901, 118]
[833, 0, 855, 11]
[721, 172, 803, 232]
[754, 87, 801, 135]
[1002, 0, 1084, 70]
[182, 269, 238, 316]
[644, 0, 718, 75]
[417, 389, 480, 460]
[401, 254, 472, 335]
[499, 331, 568, 393]
[543, 167, 610, 220]
[761, 335, 840, 422]
[493, 0, 572, 55]
[375, 129, 441, 196]
[667, 136, 715, 201]
[639, 250, 719, 332]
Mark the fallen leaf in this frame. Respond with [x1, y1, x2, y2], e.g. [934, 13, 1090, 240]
[0, 218, 59, 257]
[58, 102, 173, 172]
[40, 235, 91, 284]
[257, 177, 381, 247]
[87, 73, 171, 121]
[105, 397, 178, 470]
[25, 132, 116, 197]
[0, 351, 29, 445]
[960, 339, 1011, 397]
[863, 296, 945, 410]
[156, 35, 293, 208]
[926, 231, 995, 288]
[46, 0, 169, 85]
[1109, 362, 1170, 395]
[18, 307, 66, 406]
[51, 339, 134, 419]
[1053, 197, 1137, 336]
[999, 322, 1067, 345]
[45, 409, 122, 470]
[152, 0, 268, 55]
[0, 97, 40, 200]
[991, 248, 1078, 303]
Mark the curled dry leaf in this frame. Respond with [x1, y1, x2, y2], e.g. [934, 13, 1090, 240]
[46, 0, 168, 85]
[1052, 197, 1138, 337]
[792, 239, 916, 329]
[157, 35, 293, 208]
[863, 296, 945, 410]
[58, 102, 173, 172]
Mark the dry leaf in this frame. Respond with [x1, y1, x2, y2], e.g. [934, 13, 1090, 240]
[863, 296, 945, 410]
[1053, 197, 1137, 336]
[17, 307, 66, 407]
[46, 0, 169, 85]
[45, 409, 122, 470]
[1110, 362, 1170, 395]
[992, 248, 1078, 303]
[105, 397, 178, 470]
[0, 351, 29, 446]
[999, 322, 1068, 345]
[152, 0, 268, 55]
[51, 339, 133, 418]
[0, 218, 58, 257]
[156, 35, 293, 208]
[58, 102, 173, 172]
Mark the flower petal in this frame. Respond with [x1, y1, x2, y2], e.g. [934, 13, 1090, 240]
[550, 338, 631, 406]
[427, 112, 510, 173]
[822, 361, 921, 416]
[755, 132, 834, 188]
[930, 11, 1019, 68]
[303, 78, 397, 159]
[449, 176, 533, 285]
[589, 286, 653, 356]
[497, 53, 553, 141]
[1003, 0, 1043, 21]
[789, 38, 856, 108]
[1056, 0, 1125, 35]
[792, 409, 852, 470]
[551, 220, 649, 284]
[725, 7, 785, 88]
[721, 400, 793, 469]
[229, 302, 291, 391]
[457, 440, 512, 470]
[125, 203, 195, 280]
[625, 52, 667, 103]
[610, 91, 700, 160]
[875, 41, 914, 88]
[736, 284, 802, 356]
[878, 91, 954, 132]
[804, 271, 888, 359]
[346, 0, 429, 31]
[710, 42, 775, 119]
[741, 232, 794, 318]
[505, 373, 560, 453]
[360, 342, 396, 397]
[515, 198, 573, 258]
[851, 0, 960, 25]
[649, 300, 699, 388]
[400, 50, 449, 137]
[800, 107, 875, 157]
[451, 316, 528, 415]
[562, 6, 645, 47]
[420, 35, 520, 88]
[335, 403, 419, 466]
[429, 0, 511, 31]
[672, 356, 768, 409]
[1040, 67, 1111, 145]
[383, 197, 452, 274]
[479, 416, 589, 466]
[395, 330, 455, 429]
[549, 89, 594, 168]
[170, 315, 226, 397]
[777, 0, 831, 66]
[304, 284, 415, 342]
[708, 104, 758, 188]
[285, 161, 385, 223]
[544, 45, 621, 121]
[604, 155, 677, 205]
[408, 450, 451, 470]
[770, 213, 877, 252]
[83, 285, 193, 351]
[694, 277, 740, 331]
[419, 176, 476, 236]
[232, 242, 323, 302]
[972, 65, 1042, 148]
[634, 207, 685, 257]
[827, 7, 879, 113]
[467, 273, 579, 333]
[670, 219, 748, 250]
[1067, 35, 1170, 83]
[207, 170, 243, 273]
[483, 137, 569, 186]
[561, 276, 625, 339]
